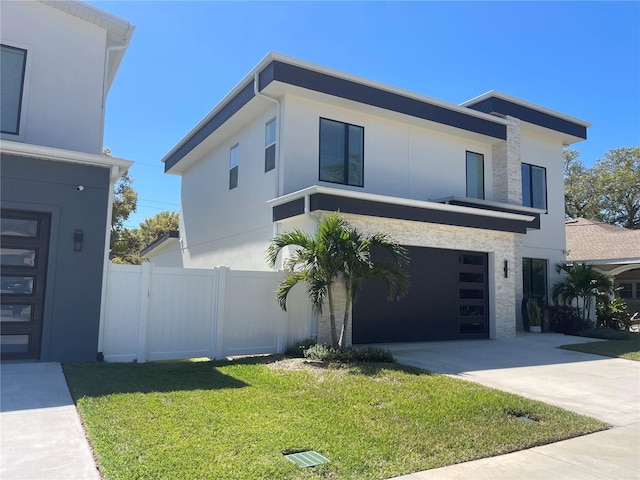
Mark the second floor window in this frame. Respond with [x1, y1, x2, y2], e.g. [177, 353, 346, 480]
[265, 118, 276, 172]
[521, 163, 547, 210]
[229, 144, 239, 190]
[319, 118, 364, 187]
[1, 44, 27, 135]
[466, 151, 484, 199]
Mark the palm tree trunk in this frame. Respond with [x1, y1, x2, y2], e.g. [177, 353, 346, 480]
[338, 286, 352, 349]
[327, 286, 338, 348]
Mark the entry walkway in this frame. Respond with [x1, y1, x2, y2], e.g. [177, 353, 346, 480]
[383, 333, 640, 479]
[0, 362, 100, 480]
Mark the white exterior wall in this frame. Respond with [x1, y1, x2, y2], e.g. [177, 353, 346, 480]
[179, 107, 279, 270]
[520, 125, 568, 297]
[280, 95, 496, 202]
[0, 1, 108, 154]
[143, 240, 184, 268]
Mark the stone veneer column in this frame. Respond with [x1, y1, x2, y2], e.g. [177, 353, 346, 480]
[492, 116, 522, 205]
[317, 281, 351, 346]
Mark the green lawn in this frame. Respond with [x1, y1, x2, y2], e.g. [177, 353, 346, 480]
[64, 357, 606, 480]
[561, 332, 640, 361]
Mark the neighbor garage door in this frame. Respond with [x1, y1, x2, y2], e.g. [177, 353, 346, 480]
[353, 246, 488, 343]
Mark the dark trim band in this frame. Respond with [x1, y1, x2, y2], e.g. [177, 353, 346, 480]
[164, 82, 255, 172]
[443, 198, 540, 229]
[260, 61, 507, 141]
[273, 193, 535, 234]
[465, 96, 587, 140]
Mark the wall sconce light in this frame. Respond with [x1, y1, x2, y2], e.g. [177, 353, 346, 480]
[503, 260, 509, 278]
[74, 229, 84, 252]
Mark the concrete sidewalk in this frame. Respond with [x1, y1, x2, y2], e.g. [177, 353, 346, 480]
[0, 362, 100, 480]
[384, 333, 640, 480]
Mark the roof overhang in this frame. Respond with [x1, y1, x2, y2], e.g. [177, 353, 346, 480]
[140, 230, 179, 258]
[0, 140, 132, 178]
[461, 91, 590, 145]
[268, 186, 538, 235]
[162, 52, 510, 174]
[39, 0, 135, 92]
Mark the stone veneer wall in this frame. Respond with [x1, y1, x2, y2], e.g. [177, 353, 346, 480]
[492, 116, 522, 205]
[316, 214, 524, 345]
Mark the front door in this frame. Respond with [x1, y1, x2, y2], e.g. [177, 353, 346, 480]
[1, 210, 51, 360]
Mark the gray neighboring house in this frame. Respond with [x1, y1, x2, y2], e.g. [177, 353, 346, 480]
[566, 217, 640, 316]
[1, 1, 134, 361]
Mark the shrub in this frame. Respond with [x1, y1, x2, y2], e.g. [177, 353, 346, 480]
[596, 294, 636, 331]
[283, 338, 317, 357]
[548, 305, 590, 334]
[303, 344, 394, 363]
[574, 327, 635, 341]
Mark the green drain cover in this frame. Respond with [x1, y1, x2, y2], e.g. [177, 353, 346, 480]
[284, 451, 330, 467]
[515, 415, 538, 423]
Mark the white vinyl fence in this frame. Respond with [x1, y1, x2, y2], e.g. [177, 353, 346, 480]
[99, 264, 313, 362]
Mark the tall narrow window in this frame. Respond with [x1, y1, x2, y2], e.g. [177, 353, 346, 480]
[319, 118, 364, 187]
[521, 163, 547, 209]
[265, 118, 276, 172]
[466, 151, 484, 199]
[523, 258, 548, 302]
[1, 45, 27, 135]
[229, 144, 239, 190]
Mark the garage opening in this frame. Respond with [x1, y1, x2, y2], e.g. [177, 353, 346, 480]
[353, 246, 488, 343]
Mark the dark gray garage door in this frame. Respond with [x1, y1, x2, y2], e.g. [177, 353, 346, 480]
[353, 246, 488, 343]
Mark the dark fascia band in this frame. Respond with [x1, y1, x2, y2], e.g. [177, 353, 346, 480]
[165, 59, 509, 172]
[465, 96, 587, 140]
[443, 198, 541, 229]
[259, 61, 507, 141]
[273, 193, 534, 234]
[164, 83, 255, 172]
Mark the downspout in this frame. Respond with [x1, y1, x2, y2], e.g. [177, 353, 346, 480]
[97, 164, 122, 358]
[254, 70, 283, 266]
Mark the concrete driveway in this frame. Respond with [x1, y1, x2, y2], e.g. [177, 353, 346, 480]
[381, 332, 640, 479]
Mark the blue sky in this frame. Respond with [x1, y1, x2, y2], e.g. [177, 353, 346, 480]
[91, 1, 640, 228]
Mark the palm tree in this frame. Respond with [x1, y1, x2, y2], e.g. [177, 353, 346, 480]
[266, 213, 410, 348]
[551, 263, 613, 322]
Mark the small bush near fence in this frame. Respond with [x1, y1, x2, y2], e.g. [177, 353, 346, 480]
[303, 343, 395, 363]
[283, 338, 317, 357]
[284, 339, 395, 363]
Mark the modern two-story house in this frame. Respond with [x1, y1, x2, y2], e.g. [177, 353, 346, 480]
[160, 53, 589, 345]
[0, 1, 134, 361]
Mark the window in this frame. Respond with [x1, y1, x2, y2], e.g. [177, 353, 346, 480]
[229, 144, 239, 190]
[1, 44, 27, 135]
[265, 118, 276, 172]
[618, 283, 634, 299]
[523, 258, 548, 302]
[319, 118, 364, 187]
[466, 151, 484, 199]
[521, 163, 547, 209]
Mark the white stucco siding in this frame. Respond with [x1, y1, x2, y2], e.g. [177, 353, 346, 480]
[179, 109, 278, 270]
[519, 125, 568, 298]
[1, 1, 108, 154]
[280, 95, 495, 202]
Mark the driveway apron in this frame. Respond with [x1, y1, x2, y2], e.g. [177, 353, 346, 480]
[0, 362, 100, 480]
[382, 333, 640, 480]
